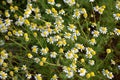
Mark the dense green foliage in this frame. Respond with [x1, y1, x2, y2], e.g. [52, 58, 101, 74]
[0, 0, 120, 80]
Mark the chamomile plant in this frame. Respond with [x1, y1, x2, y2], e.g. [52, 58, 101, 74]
[0, 0, 120, 80]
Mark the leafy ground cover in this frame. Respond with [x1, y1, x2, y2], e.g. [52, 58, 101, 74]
[0, 0, 120, 80]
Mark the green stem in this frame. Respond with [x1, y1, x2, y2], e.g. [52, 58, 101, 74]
[96, 54, 109, 70]
[75, 73, 84, 80]
[77, 22, 88, 40]
[35, 37, 43, 48]
[10, 39, 28, 52]
[91, 2, 96, 23]
[45, 62, 63, 67]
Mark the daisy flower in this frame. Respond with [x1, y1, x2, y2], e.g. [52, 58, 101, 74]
[51, 74, 58, 80]
[89, 0, 95, 2]
[0, 50, 8, 59]
[99, 27, 107, 34]
[65, 51, 74, 59]
[89, 38, 96, 45]
[93, 6, 100, 12]
[113, 13, 120, 20]
[71, 48, 79, 53]
[7, 0, 13, 4]
[21, 65, 27, 70]
[66, 71, 74, 78]
[88, 60, 95, 66]
[64, 32, 71, 39]
[5, 10, 10, 17]
[15, 16, 25, 26]
[86, 47, 94, 54]
[54, 35, 61, 41]
[116, 1, 120, 10]
[48, 0, 55, 5]
[24, 8, 32, 18]
[111, 59, 115, 65]
[5, 18, 12, 26]
[56, 3, 61, 7]
[63, 66, 72, 73]
[34, 58, 40, 63]
[27, 53, 33, 58]
[45, 9, 52, 14]
[78, 68, 87, 76]
[75, 43, 85, 51]
[102, 69, 109, 76]
[47, 37, 55, 44]
[41, 30, 49, 37]
[85, 53, 93, 59]
[91, 30, 100, 37]
[0, 71, 7, 79]
[40, 47, 49, 55]
[50, 52, 57, 58]
[0, 58, 4, 65]
[59, 9, 65, 15]
[26, 73, 32, 79]
[68, 24, 76, 32]
[73, 9, 81, 19]
[31, 45, 38, 53]
[63, 0, 76, 6]
[0, 40, 4, 46]
[114, 28, 120, 36]
[107, 72, 114, 79]
[35, 74, 42, 80]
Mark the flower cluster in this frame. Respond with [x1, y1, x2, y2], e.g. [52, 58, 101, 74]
[102, 69, 114, 79]
[0, 0, 119, 80]
[94, 5, 106, 14]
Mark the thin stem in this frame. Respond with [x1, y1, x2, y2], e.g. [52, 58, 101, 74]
[10, 39, 28, 52]
[45, 62, 63, 67]
[96, 53, 109, 70]
[91, 2, 96, 23]
[75, 73, 84, 80]
[77, 22, 88, 40]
